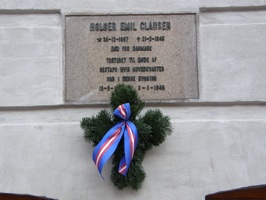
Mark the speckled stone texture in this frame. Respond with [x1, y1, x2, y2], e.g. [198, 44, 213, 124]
[65, 14, 198, 104]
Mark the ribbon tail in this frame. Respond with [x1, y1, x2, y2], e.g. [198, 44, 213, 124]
[118, 121, 138, 176]
[118, 157, 127, 175]
[92, 122, 125, 178]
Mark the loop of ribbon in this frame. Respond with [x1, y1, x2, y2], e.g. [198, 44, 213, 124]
[92, 103, 138, 177]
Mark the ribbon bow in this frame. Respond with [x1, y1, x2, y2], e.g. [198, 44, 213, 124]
[92, 103, 138, 177]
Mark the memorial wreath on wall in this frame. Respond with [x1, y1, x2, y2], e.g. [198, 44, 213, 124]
[80, 84, 172, 190]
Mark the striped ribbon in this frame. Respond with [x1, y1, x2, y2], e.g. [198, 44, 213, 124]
[92, 103, 138, 177]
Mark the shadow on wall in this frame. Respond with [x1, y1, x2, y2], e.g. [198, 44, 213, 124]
[0, 193, 57, 200]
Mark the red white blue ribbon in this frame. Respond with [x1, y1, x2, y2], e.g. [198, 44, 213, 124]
[92, 103, 138, 177]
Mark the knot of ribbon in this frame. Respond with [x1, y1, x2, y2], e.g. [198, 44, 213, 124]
[92, 103, 138, 177]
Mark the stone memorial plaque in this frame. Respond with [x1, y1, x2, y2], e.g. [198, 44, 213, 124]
[65, 14, 198, 104]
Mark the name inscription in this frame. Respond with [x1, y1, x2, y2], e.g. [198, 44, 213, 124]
[90, 21, 171, 31]
[65, 14, 198, 103]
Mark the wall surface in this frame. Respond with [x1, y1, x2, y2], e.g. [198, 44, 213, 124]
[1, 1, 266, 200]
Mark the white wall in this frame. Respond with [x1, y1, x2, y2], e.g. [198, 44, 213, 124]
[1, 1, 266, 200]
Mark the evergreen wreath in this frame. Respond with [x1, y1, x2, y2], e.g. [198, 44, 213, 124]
[80, 84, 172, 190]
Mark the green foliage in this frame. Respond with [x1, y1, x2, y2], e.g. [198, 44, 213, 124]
[110, 160, 146, 190]
[81, 109, 114, 146]
[141, 110, 172, 146]
[80, 83, 172, 190]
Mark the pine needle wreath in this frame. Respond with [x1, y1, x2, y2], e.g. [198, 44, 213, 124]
[80, 84, 172, 190]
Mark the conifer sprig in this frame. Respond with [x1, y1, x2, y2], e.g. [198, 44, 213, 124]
[81, 84, 172, 190]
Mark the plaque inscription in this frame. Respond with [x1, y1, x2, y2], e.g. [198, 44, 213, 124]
[65, 14, 198, 103]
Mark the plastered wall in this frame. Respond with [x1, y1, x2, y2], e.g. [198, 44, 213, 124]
[1, 1, 266, 200]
